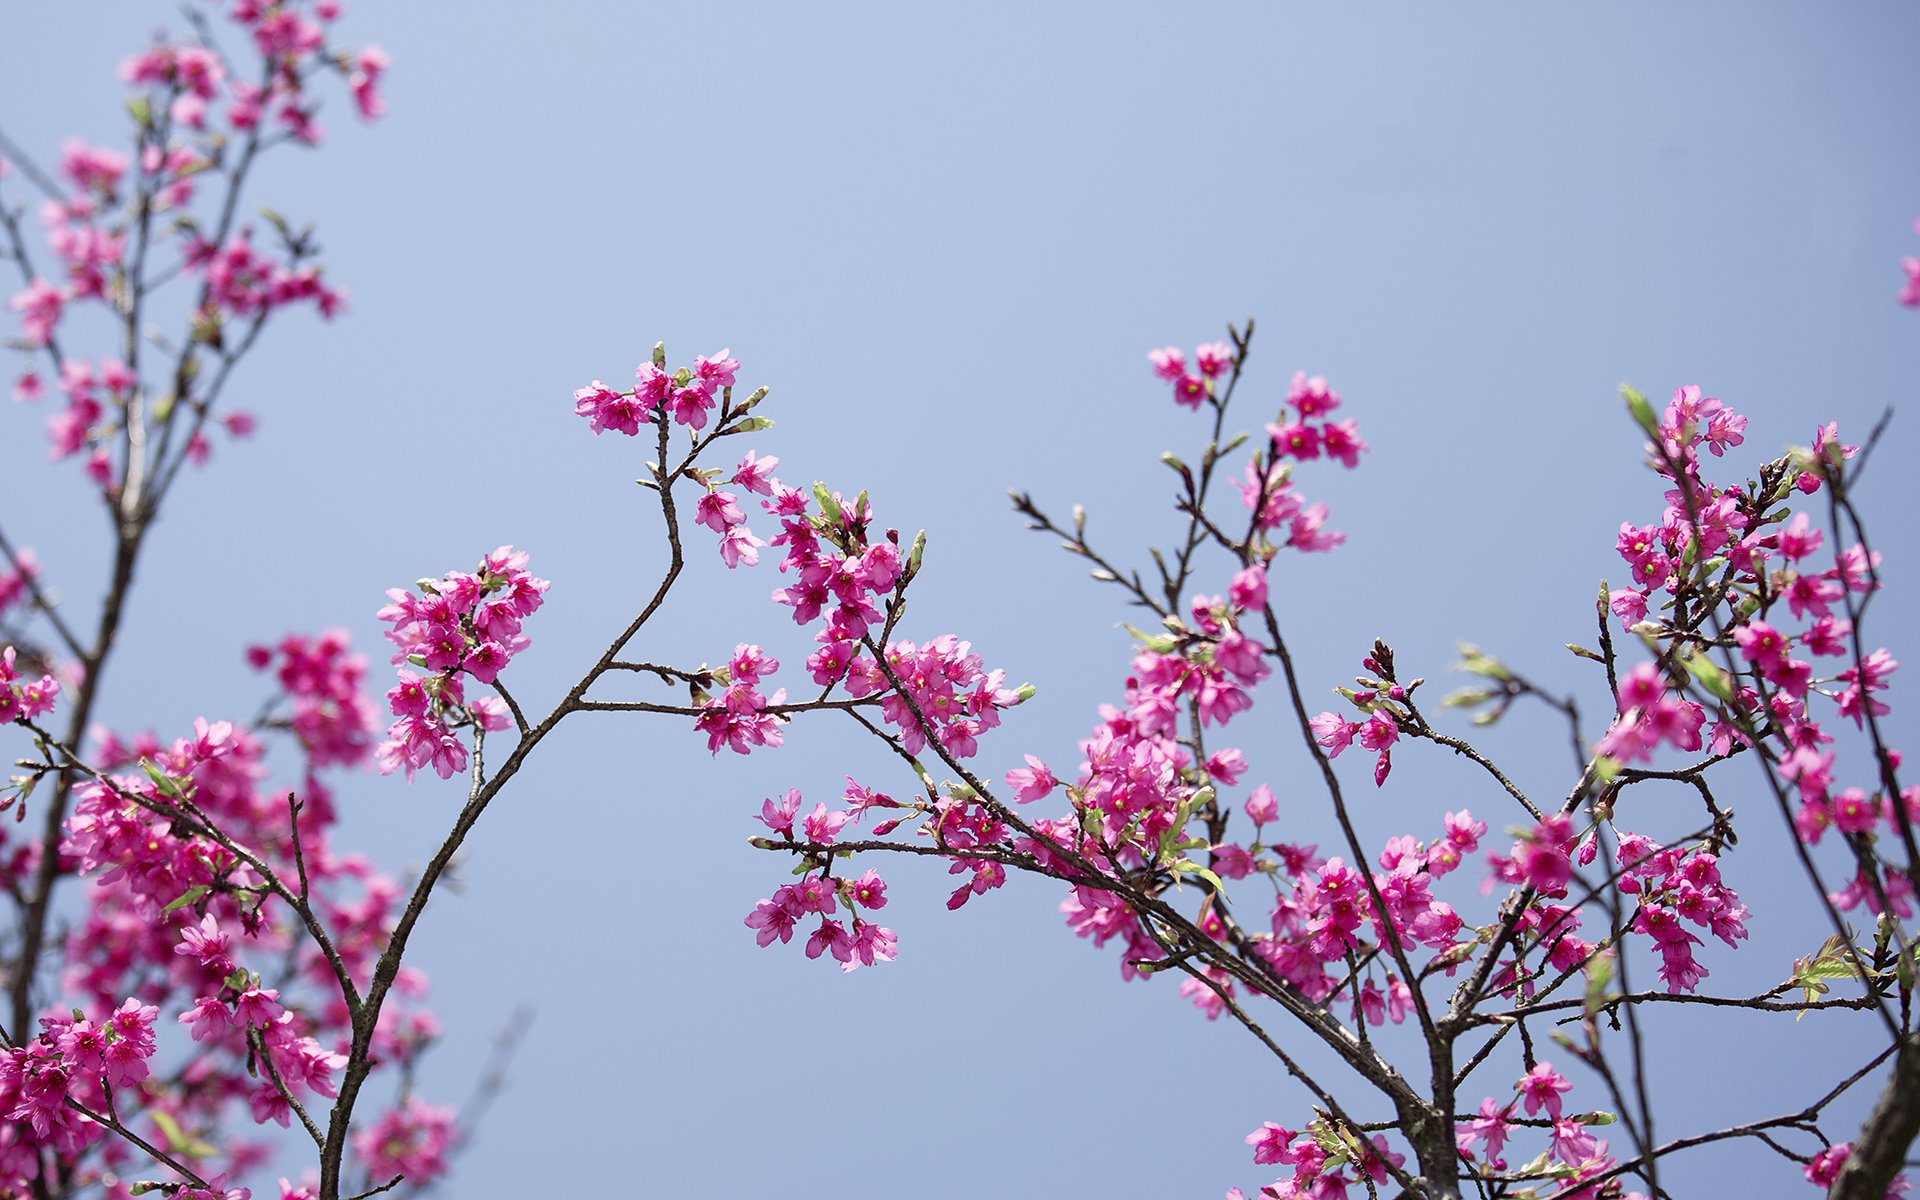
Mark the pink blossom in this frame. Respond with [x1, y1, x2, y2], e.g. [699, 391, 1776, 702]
[1517, 1061, 1572, 1119]
[731, 449, 780, 495]
[1148, 346, 1186, 381]
[801, 802, 851, 844]
[1195, 342, 1233, 378]
[1006, 754, 1057, 803]
[1245, 783, 1278, 826]
[805, 918, 854, 963]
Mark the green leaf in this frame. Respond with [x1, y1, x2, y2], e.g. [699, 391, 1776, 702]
[125, 95, 152, 128]
[1455, 644, 1512, 681]
[140, 758, 188, 800]
[1592, 755, 1622, 784]
[149, 1109, 190, 1154]
[812, 482, 843, 526]
[1680, 648, 1734, 702]
[651, 341, 667, 369]
[1790, 932, 1876, 1018]
[1123, 624, 1180, 655]
[1169, 859, 1226, 894]
[162, 885, 209, 915]
[1565, 643, 1603, 662]
[1620, 383, 1659, 438]
[1583, 948, 1616, 1018]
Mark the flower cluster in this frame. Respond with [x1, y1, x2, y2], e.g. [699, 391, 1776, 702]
[743, 788, 898, 971]
[246, 630, 381, 772]
[1595, 662, 1705, 762]
[45, 646, 454, 1191]
[4, 0, 381, 485]
[374, 547, 544, 781]
[0, 644, 59, 723]
[1267, 372, 1368, 470]
[353, 1097, 456, 1187]
[174, 913, 348, 1130]
[1450, 1063, 1647, 1197]
[693, 643, 788, 755]
[0, 999, 157, 1164]
[1229, 372, 1365, 555]
[1235, 1118, 1407, 1200]
[1804, 1142, 1911, 1197]
[1609, 389, 1906, 927]
[1616, 833, 1751, 993]
[572, 346, 743, 437]
[1149, 341, 1235, 408]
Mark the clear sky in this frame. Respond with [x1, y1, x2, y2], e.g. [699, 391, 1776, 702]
[5, 2, 1920, 1196]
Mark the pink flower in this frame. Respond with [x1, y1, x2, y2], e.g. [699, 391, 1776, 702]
[731, 449, 780, 495]
[1245, 1122, 1297, 1165]
[1310, 712, 1356, 757]
[1517, 1061, 1571, 1119]
[10, 278, 64, 348]
[758, 788, 802, 836]
[1148, 346, 1186, 381]
[695, 347, 740, 390]
[1229, 563, 1268, 611]
[801, 802, 851, 844]
[1244, 783, 1278, 826]
[1195, 342, 1233, 378]
[849, 870, 888, 909]
[806, 918, 854, 963]
[176, 914, 234, 972]
[1005, 754, 1057, 803]
[1205, 747, 1248, 784]
[745, 896, 799, 946]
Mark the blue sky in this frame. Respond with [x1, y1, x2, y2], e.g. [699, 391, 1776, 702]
[5, 3, 1920, 1195]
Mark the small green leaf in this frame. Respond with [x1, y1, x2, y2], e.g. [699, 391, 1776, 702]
[1790, 932, 1875, 1018]
[905, 530, 926, 579]
[162, 885, 209, 915]
[1680, 648, 1734, 702]
[1169, 859, 1226, 894]
[1583, 948, 1616, 1018]
[1592, 755, 1622, 784]
[139, 758, 188, 800]
[651, 341, 667, 369]
[1620, 383, 1659, 437]
[1455, 644, 1512, 681]
[1565, 643, 1603, 662]
[150, 1108, 189, 1153]
[1123, 624, 1180, 655]
[812, 482, 843, 526]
